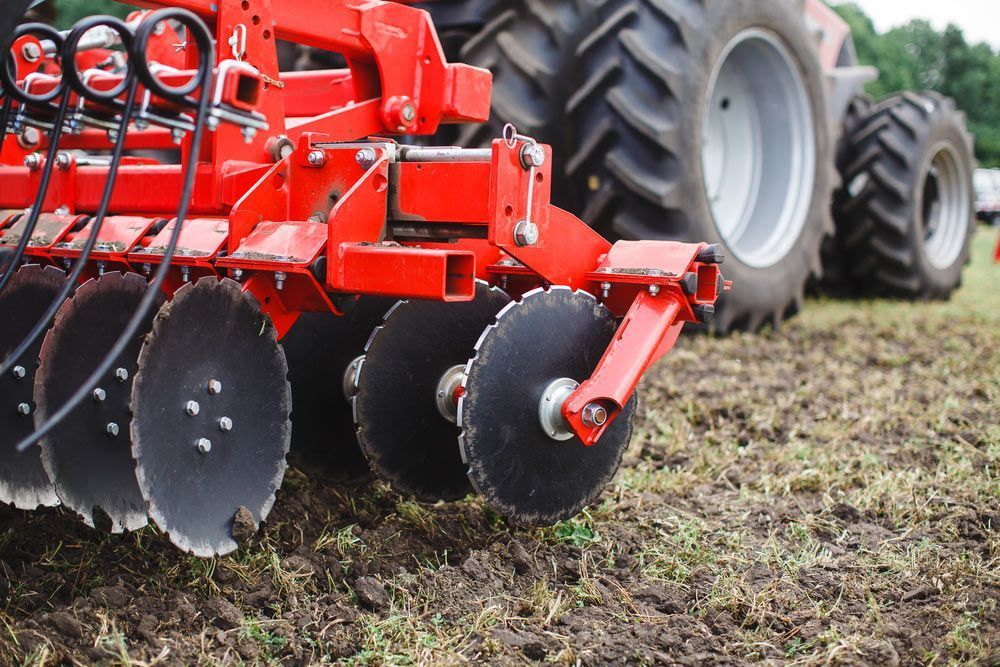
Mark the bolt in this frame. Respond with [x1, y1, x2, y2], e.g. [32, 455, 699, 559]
[12, 366, 26, 380]
[185, 400, 200, 416]
[142, 263, 152, 275]
[581, 402, 609, 428]
[54, 205, 70, 216]
[180, 265, 190, 283]
[18, 126, 40, 148]
[54, 153, 71, 171]
[400, 102, 416, 123]
[307, 149, 326, 167]
[601, 282, 611, 300]
[96, 261, 106, 276]
[17, 403, 31, 416]
[106, 422, 120, 437]
[114, 368, 129, 383]
[205, 116, 220, 131]
[693, 304, 716, 324]
[207, 379, 223, 395]
[241, 126, 256, 144]
[196, 438, 212, 454]
[232, 268, 243, 281]
[648, 284, 661, 297]
[170, 129, 184, 145]
[355, 147, 377, 170]
[219, 417, 233, 432]
[274, 271, 286, 291]
[23, 154, 40, 171]
[513, 220, 539, 247]
[92, 388, 106, 403]
[697, 243, 725, 265]
[520, 143, 545, 169]
[21, 42, 41, 63]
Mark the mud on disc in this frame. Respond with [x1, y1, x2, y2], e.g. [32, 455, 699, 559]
[459, 287, 637, 526]
[282, 297, 394, 483]
[131, 278, 291, 557]
[0, 264, 66, 510]
[35, 272, 162, 533]
[354, 282, 511, 501]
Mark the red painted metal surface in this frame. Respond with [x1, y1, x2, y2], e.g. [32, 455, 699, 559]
[0, 0, 728, 445]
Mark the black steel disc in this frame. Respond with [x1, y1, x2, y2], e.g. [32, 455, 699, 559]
[35, 272, 162, 532]
[354, 283, 511, 501]
[131, 278, 291, 557]
[282, 297, 394, 483]
[0, 264, 65, 510]
[459, 287, 637, 526]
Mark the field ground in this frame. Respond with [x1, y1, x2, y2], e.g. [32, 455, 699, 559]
[1, 227, 998, 666]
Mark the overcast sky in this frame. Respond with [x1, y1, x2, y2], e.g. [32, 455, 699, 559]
[853, 0, 1000, 50]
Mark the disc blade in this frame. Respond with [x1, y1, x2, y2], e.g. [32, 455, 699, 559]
[354, 282, 511, 501]
[131, 278, 291, 557]
[0, 264, 66, 510]
[459, 287, 637, 526]
[282, 297, 394, 483]
[35, 272, 162, 532]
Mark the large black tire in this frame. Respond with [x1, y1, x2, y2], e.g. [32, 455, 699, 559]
[833, 91, 976, 298]
[568, 0, 835, 332]
[424, 0, 835, 333]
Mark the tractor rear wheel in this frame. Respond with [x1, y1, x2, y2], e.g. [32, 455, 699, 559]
[569, 0, 835, 332]
[423, 0, 835, 333]
[833, 92, 975, 298]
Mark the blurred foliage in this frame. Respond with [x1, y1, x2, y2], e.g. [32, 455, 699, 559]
[834, 2, 1000, 167]
[45, 1, 135, 29]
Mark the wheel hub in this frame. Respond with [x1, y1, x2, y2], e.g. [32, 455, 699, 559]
[702, 28, 815, 268]
[435, 364, 467, 424]
[538, 378, 578, 442]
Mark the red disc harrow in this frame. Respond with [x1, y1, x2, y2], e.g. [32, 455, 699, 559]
[0, 0, 728, 556]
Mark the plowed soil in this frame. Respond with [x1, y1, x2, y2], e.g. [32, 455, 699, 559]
[1, 229, 998, 666]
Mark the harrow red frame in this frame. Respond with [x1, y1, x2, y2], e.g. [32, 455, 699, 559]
[0, 0, 727, 445]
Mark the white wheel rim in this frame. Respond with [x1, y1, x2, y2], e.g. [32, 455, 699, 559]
[701, 29, 816, 269]
[922, 142, 970, 270]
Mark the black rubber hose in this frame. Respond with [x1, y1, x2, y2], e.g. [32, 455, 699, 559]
[0, 23, 67, 294]
[18, 7, 215, 453]
[0, 17, 138, 377]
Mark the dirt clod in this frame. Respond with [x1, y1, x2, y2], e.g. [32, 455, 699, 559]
[48, 611, 82, 639]
[352, 576, 388, 610]
[231, 506, 257, 544]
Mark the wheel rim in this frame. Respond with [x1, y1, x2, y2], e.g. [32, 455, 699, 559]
[921, 142, 970, 270]
[701, 29, 816, 269]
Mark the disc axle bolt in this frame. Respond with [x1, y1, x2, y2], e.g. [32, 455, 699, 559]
[92, 388, 106, 403]
[114, 368, 129, 383]
[106, 422, 120, 437]
[208, 379, 223, 395]
[186, 400, 200, 416]
[513, 220, 539, 247]
[356, 147, 378, 170]
[581, 402, 609, 428]
[274, 271, 286, 291]
[307, 149, 326, 167]
[24, 154, 40, 171]
[219, 417, 233, 432]
[648, 284, 661, 297]
[197, 438, 212, 454]
[17, 403, 31, 416]
[12, 366, 26, 380]
[601, 282, 611, 300]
